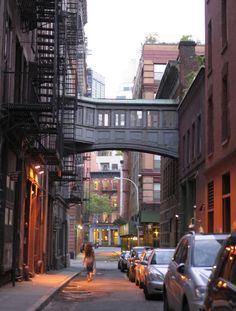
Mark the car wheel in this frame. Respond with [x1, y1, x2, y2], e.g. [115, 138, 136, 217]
[118, 262, 121, 269]
[129, 270, 135, 282]
[143, 283, 152, 300]
[182, 300, 190, 311]
[120, 264, 124, 272]
[163, 289, 170, 311]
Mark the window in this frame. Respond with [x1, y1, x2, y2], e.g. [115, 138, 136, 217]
[154, 155, 161, 171]
[154, 64, 166, 82]
[97, 151, 112, 156]
[208, 181, 214, 232]
[111, 163, 118, 170]
[153, 183, 160, 201]
[222, 173, 230, 232]
[111, 195, 117, 208]
[147, 111, 160, 128]
[221, 0, 227, 49]
[208, 95, 214, 155]
[207, 20, 212, 72]
[93, 180, 99, 191]
[102, 179, 109, 190]
[191, 122, 196, 160]
[187, 130, 190, 165]
[100, 163, 109, 171]
[130, 111, 143, 127]
[98, 110, 109, 126]
[112, 180, 118, 190]
[85, 108, 94, 126]
[115, 112, 125, 127]
[76, 107, 83, 124]
[196, 115, 202, 155]
[162, 111, 177, 128]
[221, 68, 230, 142]
[183, 135, 186, 170]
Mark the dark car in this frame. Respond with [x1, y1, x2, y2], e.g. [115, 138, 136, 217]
[203, 233, 236, 311]
[127, 246, 153, 282]
[118, 250, 130, 272]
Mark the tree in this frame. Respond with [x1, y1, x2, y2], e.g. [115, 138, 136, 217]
[180, 34, 193, 41]
[144, 32, 159, 44]
[85, 193, 112, 215]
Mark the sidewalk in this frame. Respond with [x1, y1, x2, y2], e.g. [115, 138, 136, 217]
[0, 258, 83, 311]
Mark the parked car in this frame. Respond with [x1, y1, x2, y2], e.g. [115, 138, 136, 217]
[134, 248, 153, 288]
[118, 250, 130, 272]
[163, 232, 229, 311]
[127, 246, 153, 282]
[143, 248, 175, 299]
[203, 233, 236, 311]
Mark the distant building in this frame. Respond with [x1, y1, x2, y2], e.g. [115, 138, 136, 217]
[87, 68, 105, 98]
[83, 151, 123, 246]
[121, 44, 179, 249]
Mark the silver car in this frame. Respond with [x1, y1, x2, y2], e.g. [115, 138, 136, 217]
[143, 248, 175, 299]
[163, 232, 229, 311]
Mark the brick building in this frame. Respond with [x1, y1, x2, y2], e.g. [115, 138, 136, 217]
[204, 0, 236, 233]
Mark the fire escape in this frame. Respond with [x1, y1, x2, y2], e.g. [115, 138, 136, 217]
[2, 0, 87, 205]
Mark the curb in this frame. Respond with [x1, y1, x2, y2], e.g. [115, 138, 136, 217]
[27, 272, 79, 311]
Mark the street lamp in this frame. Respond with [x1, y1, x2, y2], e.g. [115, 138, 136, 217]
[114, 176, 140, 245]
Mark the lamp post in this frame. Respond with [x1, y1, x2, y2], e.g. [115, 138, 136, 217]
[114, 176, 140, 245]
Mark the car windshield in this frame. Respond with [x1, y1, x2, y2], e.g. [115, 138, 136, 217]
[152, 250, 174, 265]
[193, 239, 224, 267]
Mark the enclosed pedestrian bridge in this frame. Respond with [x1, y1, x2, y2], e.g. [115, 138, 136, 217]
[64, 96, 179, 158]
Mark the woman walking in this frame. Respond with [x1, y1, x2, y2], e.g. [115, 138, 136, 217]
[83, 243, 96, 281]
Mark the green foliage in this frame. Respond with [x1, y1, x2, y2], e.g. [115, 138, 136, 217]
[183, 55, 205, 93]
[144, 32, 159, 44]
[115, 150, 123, 156]
[180, 34, 193, 41]
[85, 192, 112, 215]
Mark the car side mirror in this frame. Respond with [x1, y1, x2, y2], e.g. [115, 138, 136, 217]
[177, 263, 185, 274]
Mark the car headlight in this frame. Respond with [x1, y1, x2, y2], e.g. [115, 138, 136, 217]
[194, 286, 206, 299]
[148, 270, 164, 281]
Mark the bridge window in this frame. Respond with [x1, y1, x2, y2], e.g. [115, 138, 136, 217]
[76, 107, 83, 124]
[115, 112, 125, 127]
[85, 108, 94, 126]
[130, 111, 143, 127]
[147, 111, 160, 128]
[98, 111, 110, 126]
[162, 111, 177, 128]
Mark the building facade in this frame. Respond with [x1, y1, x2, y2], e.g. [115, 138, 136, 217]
[83, 151, 123, 246]
[121, 44, 179, 248]
[157, 41, 205, 247]
[0, 0, 88, 285]
[204, 0, 236, 233]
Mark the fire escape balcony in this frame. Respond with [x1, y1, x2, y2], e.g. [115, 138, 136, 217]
[17, 0, 37, 31]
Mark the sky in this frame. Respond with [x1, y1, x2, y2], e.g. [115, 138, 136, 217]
[85, 0, 205, 98]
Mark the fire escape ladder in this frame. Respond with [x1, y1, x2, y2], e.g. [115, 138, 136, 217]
[33, 0, 63, 165]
